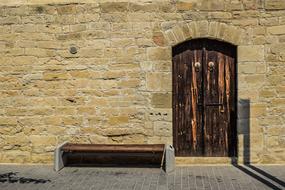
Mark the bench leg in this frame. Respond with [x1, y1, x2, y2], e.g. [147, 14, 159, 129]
[54, 141, 68, 172]
[165, 144, 175, 173]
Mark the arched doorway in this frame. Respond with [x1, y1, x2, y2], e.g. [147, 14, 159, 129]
[172, 38, 237, 157]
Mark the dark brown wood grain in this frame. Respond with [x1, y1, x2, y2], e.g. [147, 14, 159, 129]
[173, 39, 237, 157]
[62, 144, 165, 153]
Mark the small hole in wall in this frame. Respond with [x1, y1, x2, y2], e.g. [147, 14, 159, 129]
[66, 98, 76, 103]
[69, 46, 78, 54]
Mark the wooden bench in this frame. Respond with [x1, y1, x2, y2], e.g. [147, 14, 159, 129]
[54, 142, 175, 173]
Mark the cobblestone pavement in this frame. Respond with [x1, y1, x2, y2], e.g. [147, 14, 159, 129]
[0, 165, 284, 190]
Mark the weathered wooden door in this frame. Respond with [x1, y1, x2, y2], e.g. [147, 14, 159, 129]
[173, 39, 237, 157]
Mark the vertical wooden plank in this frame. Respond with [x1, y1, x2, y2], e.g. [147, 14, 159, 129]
[190, 47, 203, 156]
[225, 55, 231, 156]
[178, 52, 184, 155]
[181, 50, 187, 155]
[172, 53, 178, 155]
[218, 52, 225, 156]
[185, 49, 191, 155]
[191, 49, 198, 155]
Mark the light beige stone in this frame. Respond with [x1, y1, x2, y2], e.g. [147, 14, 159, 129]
[265, 0, 285, 10]
[151, 93, 171, 108]
[100, 2, 128, 13]
[43, 72, 70, 81]
[238, 45, 264, 61]
[172, 26, 186, 43]
[176, 2, 195, 11]
[267, 25, 285, 35]
[147, 47, 171, 61]
[146, 72, 171, 91]
[153, 121, 171, 137]
[30, 135, 57, 146]
[2, 151, 30, 163]
[108, 116, 129, 126]
[250, 104, 267, 118]
[176, 157, 233, 165]
[13, 56, 38, 65]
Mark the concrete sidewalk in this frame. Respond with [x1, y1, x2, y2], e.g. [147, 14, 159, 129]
[0, 165, 284, 190]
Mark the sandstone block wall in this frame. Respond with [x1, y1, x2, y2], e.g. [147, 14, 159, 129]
[0, 0, 284, 164]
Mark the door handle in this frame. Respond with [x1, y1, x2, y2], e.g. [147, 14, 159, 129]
[194, 62, 201, 72]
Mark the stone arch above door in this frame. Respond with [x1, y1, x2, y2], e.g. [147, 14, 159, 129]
[161, 21, 246, 47]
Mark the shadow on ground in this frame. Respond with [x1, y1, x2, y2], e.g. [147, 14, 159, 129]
[233, 99, 285, 190]
[0, 172, 51, 184]
[232, 164, 284, 190]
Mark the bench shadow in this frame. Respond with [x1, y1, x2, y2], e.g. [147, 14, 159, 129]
[63, 152, 163, 169]
[0, 172, 51, 184]
[66, 164, 161, 169]
[231, 99, 284, 190]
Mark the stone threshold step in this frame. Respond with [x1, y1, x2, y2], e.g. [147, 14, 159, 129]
[176, 157, 237, 165]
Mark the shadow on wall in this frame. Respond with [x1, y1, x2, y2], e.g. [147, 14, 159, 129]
[0, 172, 51, 184]
[232, 99, 285, 190]
[239, 98, 250, 164]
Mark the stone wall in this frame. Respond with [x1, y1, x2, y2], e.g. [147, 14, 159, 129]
[0, 0, 284, 164]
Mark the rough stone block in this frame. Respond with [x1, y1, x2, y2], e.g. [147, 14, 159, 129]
[154, 121, 172, 137]
[100, 2, 128, 13]
[164, 30, 177, 45]
[151, 93, 172, 108]
[196, 20, 209, 37]
[265, 0, 285, 10]
[0, 16, 20, 25]
[57, 5, 76, 15]
[2, 150, 30, 163]
[25, 48, 56, 57]
[208, 22, 219, 37]
[80, 48, 104, 58]
[200, 0, 225, 11]
[267, 25, 285, 35]
[152, 31, 166, 46]
[43, 72, 70, 81]
[176, 2, 195, 11]
[250, 104, 267, 118]
[238, 45, 264, 61]
[147, 47, 171, 61]
[30, 135, 57, 146]
[129, 2, 158, 13]
[146, 72, 171, 91]
[108, 116, 129, 126]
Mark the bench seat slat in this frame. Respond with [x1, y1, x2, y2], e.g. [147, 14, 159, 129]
[62, 143, 165, 153]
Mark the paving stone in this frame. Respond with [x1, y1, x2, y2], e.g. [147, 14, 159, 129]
[0, 165, 284, 190]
